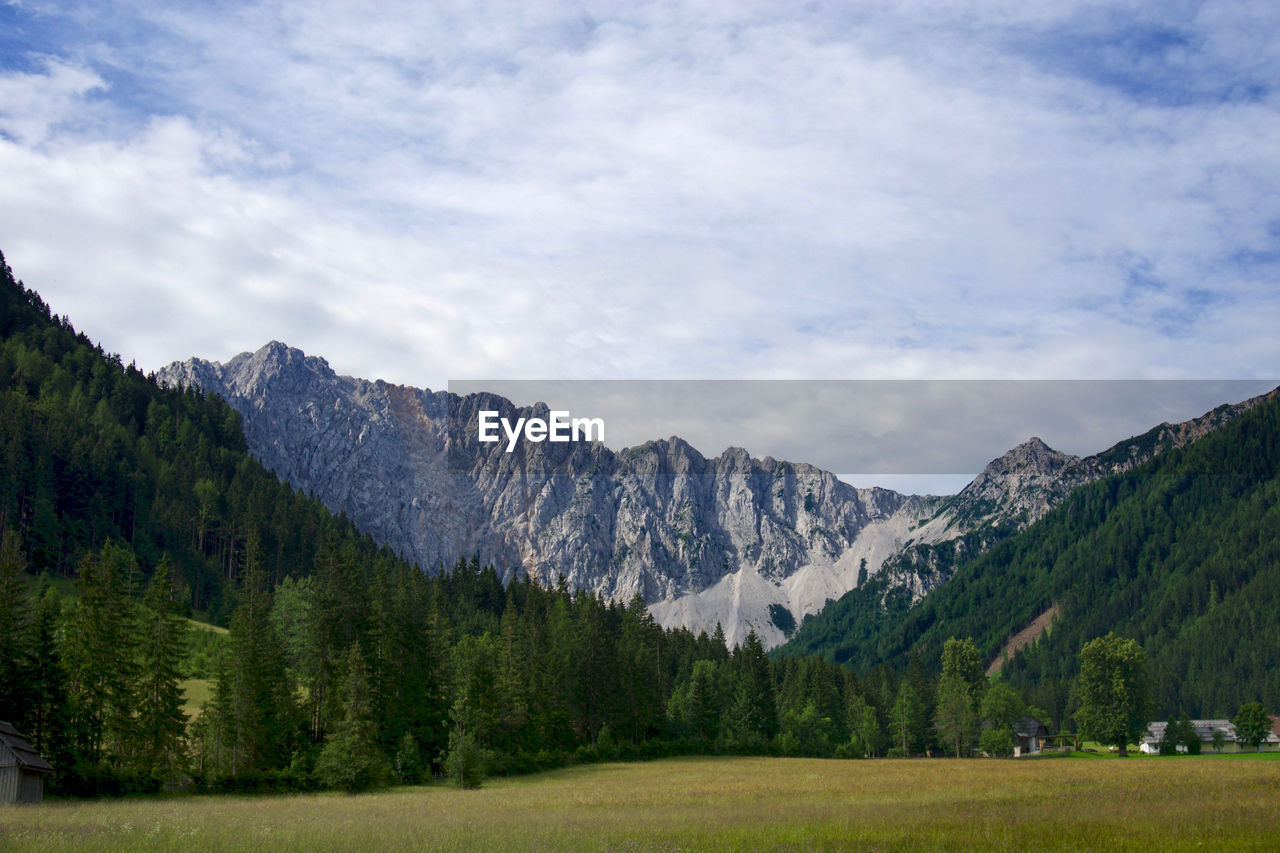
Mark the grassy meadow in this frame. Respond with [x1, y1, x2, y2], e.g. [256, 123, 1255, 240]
[4, 754, 1279, 852]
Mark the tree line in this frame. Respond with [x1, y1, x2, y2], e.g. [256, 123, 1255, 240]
[5, 523, 1071, 795]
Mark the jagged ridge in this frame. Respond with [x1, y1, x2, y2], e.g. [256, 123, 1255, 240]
[158, 343, 941, 647]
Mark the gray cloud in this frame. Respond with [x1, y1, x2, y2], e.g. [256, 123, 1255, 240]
[0, 0, 1277, 399]
[449, 379, 1278, 489]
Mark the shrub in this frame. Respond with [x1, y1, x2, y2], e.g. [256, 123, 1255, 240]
[393, 732, 423, 785]
[978, 727, 1014, 757]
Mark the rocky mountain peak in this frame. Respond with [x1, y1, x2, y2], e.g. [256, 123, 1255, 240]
[943, 436, 1080, 527]
[157, 341, 944, 648]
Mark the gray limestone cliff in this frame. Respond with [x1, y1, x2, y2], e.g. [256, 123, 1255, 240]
[159, 343, 1274, 646]
[157, 342, 940, 647]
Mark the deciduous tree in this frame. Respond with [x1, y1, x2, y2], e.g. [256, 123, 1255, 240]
[1074, 633, 1152, 757]
[1232, 702, 1271, 752]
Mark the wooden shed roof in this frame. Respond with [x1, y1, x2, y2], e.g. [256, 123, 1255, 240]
[1012, 717, 1049, 738]
[0, 721, 54, 773]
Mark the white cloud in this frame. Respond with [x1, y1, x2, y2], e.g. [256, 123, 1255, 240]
[0, 59, 105, 144]
[0, 0, 1277, 394]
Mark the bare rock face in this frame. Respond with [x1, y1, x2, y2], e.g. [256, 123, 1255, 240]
[159, 343, 1275, 647]
[157, 342, 940, 647]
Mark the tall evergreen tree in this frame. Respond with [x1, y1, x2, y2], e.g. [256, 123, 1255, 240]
[726, 630, 777, 748]
[668, 658, 724, 743]
[64, 540, 139, 764]
[315, 642, 390, 792]
[27, 587, 72, 782]
[616, 593, 664, 742]
[0, 528, 33, 724]
[493, 599, 531, 753]
[135, 557, 189, 778]
[570, 592, 616, 742]
[211, 536, 297, 777]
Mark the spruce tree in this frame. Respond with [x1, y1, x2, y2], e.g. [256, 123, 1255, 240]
[727, 630, 777, 748]
[0, 528, 33, 724]
[214, 536, 297, 776]
[27, 588, 71, 761]
[64, 540, 139, 764]
[315, 643, 390, 792]
[135, 557, 189, 779]
[494, 600, 531, 753]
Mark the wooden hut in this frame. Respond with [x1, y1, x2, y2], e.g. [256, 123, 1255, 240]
[1012, 717, 1049, 756]
[0, 721, 54, 804]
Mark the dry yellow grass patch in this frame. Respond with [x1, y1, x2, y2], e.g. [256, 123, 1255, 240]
[3, 755, 1278, 851]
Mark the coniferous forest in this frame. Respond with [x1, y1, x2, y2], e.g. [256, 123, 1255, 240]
[1, 249, 1276, 797]
[782, 388, 1280, 725]
[0, 251, 977, 794]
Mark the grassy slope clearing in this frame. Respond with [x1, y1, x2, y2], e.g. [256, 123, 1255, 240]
[4, 755, 1280, 852]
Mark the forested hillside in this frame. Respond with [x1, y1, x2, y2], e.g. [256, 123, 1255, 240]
[783, 391, 1280, 724]
[0, 251, 981, 795]
[0, 251, 407, 622]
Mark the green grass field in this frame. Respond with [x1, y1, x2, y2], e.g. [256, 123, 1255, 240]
[4, 755, 1279, 851]
[179, 678, 214, 721]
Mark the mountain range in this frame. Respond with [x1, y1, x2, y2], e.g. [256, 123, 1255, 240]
[158, 342, 1273, 649]
[784, 387, 1280, 720]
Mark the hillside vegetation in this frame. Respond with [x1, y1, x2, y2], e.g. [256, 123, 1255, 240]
[0, 251, 405, 622]
[0, 251, 926, 795]
[784, 392, 1280, 723]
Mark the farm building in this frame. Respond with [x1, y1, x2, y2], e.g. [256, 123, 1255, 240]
[1012, 717, 1049, 756]
[1140, 719, 1280, 754]
[0, 721, 53, 804]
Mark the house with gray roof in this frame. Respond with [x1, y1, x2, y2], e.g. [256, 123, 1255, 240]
[1140, 719, 1280, 754]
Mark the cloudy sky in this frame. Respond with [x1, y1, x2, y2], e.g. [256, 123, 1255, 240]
[1, 3, 1278, 428]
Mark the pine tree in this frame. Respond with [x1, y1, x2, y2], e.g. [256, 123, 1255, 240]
[0, 528, 33, 724]
[726, 630, 777, 748]
[212, 536, 297, 777]
[315, 643, 390, 792]
[135, 557, 189, 779]
[64, 540, 139, 764]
